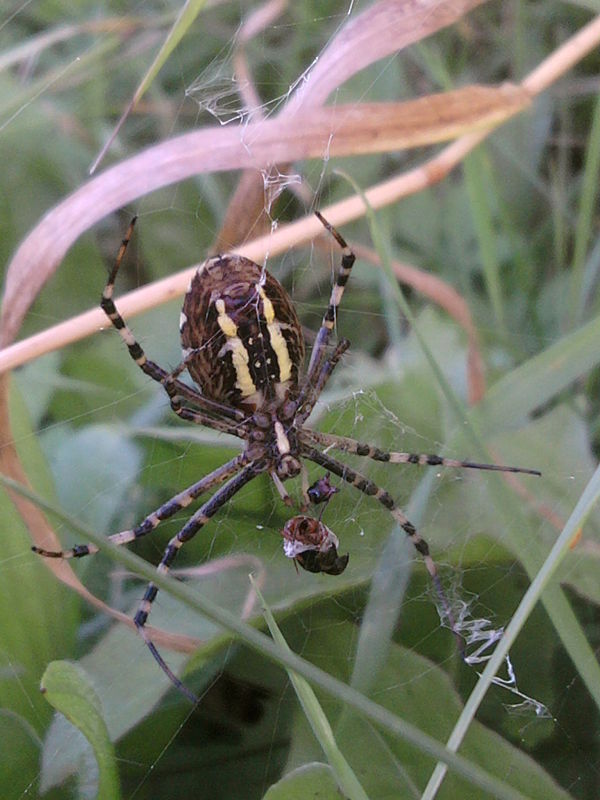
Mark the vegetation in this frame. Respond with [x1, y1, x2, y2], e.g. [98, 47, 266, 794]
[1, 1, 599, 798]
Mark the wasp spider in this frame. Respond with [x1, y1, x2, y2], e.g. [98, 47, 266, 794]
[34, 213, 540, 701]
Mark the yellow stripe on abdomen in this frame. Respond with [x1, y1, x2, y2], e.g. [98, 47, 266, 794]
[215, 298, 257, 398]
[258, 286, 292, 383]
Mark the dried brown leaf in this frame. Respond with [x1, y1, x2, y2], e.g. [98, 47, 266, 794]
[0, 85, 529, 350]
[218, 0, 488, 248]
[286, 0, 488, 112]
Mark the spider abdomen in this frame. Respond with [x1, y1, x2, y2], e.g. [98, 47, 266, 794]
[180, 255, 305, 411]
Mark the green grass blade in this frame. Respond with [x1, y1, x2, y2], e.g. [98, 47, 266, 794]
[250, 577, 370, 800]
[89, 0, 207, 172]
[348, 532, 413, 697]
[130, 0, 208, 108]
[463, 150, 506, 334]
[423, 460, 600, 798]
[475, 311, 600, 432]
[2, 474, 529, 800]
[567, 90, 600, 326]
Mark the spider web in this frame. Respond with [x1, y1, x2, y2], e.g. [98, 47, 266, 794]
[1, 2, 599, 799]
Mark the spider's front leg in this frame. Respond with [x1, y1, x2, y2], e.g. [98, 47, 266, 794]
[99, 217, 247, 433]
[295, 338, 350, 425]
[302, 213, 355, 386]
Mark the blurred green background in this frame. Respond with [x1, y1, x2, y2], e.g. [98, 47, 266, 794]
[1, 2, 600, 799]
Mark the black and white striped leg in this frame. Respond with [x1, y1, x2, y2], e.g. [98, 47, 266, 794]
[99, 217, 247, 430]
[168, 396, 249, 439]
[32, 455, 249, 561]
[300, 430, 542, 477]
[296, 337, 351, 424]
[301, 445, 465, 653]
[134, 460, 267, 699]
[305, 213, 356, 379]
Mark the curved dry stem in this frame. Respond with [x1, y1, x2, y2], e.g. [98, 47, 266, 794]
[217, 0, 487, 249]
[1, 86, 529, 352]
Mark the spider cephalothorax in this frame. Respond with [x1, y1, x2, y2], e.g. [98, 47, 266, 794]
[33, 212, 540, 701]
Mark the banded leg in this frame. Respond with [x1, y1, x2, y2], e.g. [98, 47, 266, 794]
[100, 217, 246, 429]
[32, 454, 248, 560]
[296, 338, 351, 424]
[169, 398, 250, 439]
[270, 471, 294, 507]
[134, 460, 267, 700]
[300, 430, 541, 477]
[301, 445, 464, 652]
[305, 212, 356, 379]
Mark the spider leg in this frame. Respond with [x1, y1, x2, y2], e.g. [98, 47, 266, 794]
[168, 396, 249, 439]
[304, 213, 355, 381]
[100, 217, 246, 427]
[134, 459, 267, 700]
[296, 338, 350, 424]
[300, 430, 541, 477]
[32, 454, 249, 560]
[301, 444, 465, 653]
[270, 471, 294, 507]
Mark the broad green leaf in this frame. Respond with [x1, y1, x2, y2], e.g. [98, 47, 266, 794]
[40, 660, 120, 800]
[286, 617, 570, 800]
[0, 382, 78, 726]
[0, 713, 42, 800]
[263, 762, 341, 800]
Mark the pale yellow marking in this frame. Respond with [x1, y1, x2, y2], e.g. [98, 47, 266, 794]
[110, 531, 136, 545]
[157, 563, 169, 575]
[274, 421, 290, 455]
[332, 285, 344, 306]
[391, 508, 410, 526]
[215, 298, 237, 337]
[215, 298, 257, 398]
[257, 286, 292, 383]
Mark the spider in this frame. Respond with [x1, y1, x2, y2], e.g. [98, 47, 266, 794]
[33, 212, 540, 701]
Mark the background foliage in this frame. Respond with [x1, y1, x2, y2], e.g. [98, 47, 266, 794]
[1, 1, 600, 799]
